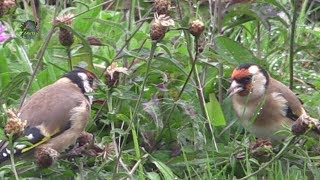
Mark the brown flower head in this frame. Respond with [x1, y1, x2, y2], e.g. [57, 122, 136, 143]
[5, 109, 27, 135]
[189, 19, 205, 37]
[154, 0, 171, 15]
[150, 13, 175, 41]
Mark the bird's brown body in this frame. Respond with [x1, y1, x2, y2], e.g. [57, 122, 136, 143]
[19, 78, 91, 152]
[229, 64, 306, 141]
[0, 68, 97, 167]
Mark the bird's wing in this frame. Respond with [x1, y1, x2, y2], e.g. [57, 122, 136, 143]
[0, 82, 90, 163]
[268, 78, 306, 121]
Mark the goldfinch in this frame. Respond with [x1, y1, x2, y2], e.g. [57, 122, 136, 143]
[0, 67, 98, 168]
[228, 64, 306, 141]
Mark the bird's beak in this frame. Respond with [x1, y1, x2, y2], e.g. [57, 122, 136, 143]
[227, 81, 243, 98]
[93, 78, 103, 90]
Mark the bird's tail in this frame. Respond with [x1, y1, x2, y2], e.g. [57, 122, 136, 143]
[0, 127, 50, 164]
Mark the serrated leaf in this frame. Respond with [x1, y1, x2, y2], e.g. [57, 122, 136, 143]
[205, 93, 226, 127]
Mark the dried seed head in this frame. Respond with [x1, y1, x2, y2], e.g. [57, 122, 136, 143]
[5, 109, 27, 135]
[59, 28, 74, 47]
[150, 13, 175, 41]
[189, 19, 205, 37]
[105, 62, 129, 87]
[154, 0, 171, 15]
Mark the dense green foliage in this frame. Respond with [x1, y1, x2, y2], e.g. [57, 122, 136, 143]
[0, 0, 319, 179]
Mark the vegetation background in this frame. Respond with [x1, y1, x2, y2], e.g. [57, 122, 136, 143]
[0, 0, 320, 179]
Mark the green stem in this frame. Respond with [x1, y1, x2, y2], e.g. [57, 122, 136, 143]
[289, 0, 299, 89]
[9, 134, 19, 180]
[66, 47, 72, 71]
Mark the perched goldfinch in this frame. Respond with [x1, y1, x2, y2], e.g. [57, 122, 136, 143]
[228, 64, 306, 141]
[0, 67, 98, 168]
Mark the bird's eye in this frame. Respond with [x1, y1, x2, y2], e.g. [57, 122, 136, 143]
[239, 76, 252, 84]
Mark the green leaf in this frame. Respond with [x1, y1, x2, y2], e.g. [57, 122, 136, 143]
[0, 72, 30, 104]
[73, 0, 102, 33]
[151, 158, 176, 180]
[214, 36, 259, 65]
[146, 172, 161, 180]
[205, 93, 226, 127]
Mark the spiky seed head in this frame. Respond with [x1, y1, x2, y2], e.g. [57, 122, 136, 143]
[5, 109, 27, 135]
[150, 13, 175, 41]
[189, 19, 205, 37]
[154, 0, 171, 15]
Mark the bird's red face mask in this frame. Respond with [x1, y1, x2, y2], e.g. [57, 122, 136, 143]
[227, 68, 253, 97]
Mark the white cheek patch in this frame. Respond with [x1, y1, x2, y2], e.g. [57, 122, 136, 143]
[78, 73, 87, 81]
[77, 72, 94, 104]
[248, 65, 259, 74]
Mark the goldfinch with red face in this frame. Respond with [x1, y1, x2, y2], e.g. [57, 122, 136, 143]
[228, 64, 306, 141]
[0, 67, 98, 168]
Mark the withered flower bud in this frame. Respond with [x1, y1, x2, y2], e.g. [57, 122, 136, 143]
[105, 62, 129, 87]
[150, 13, 175, 42]
[87, 37, 104, 46]
[189, 19, 205, 37]
[154, 0, 171, 15]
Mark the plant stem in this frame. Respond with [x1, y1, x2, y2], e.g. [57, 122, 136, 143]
[66, 47, 72, 71]
[9, 135, 19, 180]
[289, 0, 299, 89]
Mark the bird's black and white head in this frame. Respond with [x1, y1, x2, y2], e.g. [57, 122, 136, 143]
[228, 64, 269, 100]
[64, 67, 98, 103]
